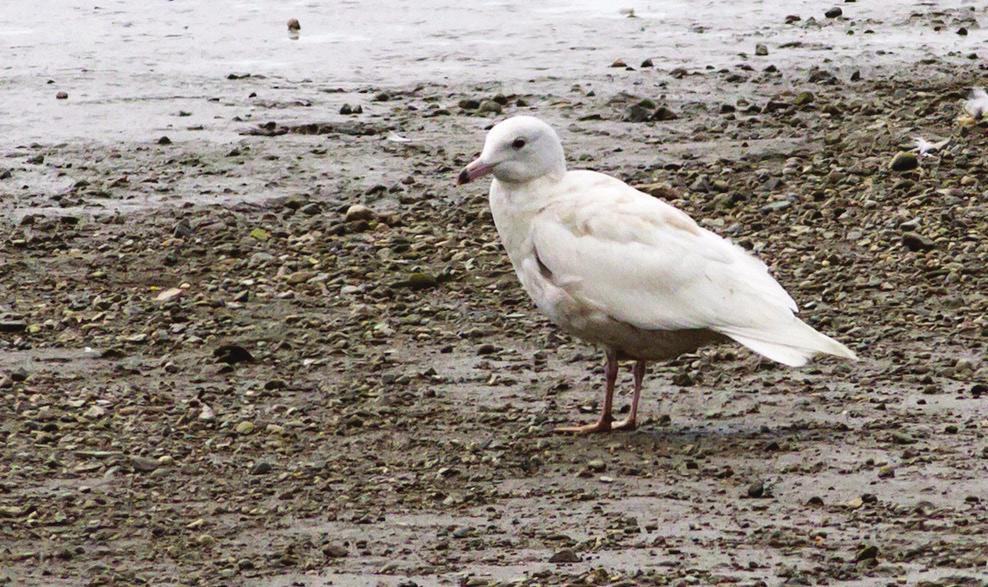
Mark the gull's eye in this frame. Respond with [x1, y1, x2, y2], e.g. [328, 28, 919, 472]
[512, 138, 526, 150]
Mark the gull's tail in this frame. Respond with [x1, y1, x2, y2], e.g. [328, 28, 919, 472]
[719, 317, 858, 368]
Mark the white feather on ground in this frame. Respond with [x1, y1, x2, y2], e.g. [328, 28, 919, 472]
[964, 87, 988, 119]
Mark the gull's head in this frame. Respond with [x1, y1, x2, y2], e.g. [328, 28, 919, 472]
[457, 116, 566, 186]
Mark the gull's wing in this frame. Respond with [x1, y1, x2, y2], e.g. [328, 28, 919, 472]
[531, 171, 855, 366]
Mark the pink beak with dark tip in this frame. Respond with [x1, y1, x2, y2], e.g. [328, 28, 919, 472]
[457, 159, 494, 185]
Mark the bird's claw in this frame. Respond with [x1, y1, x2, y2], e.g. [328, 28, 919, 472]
[554, 416, 636, 434]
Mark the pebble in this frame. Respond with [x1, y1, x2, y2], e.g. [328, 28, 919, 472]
[746, 480, 765, 498]
[901, 232, 934, 252]
[154, 287, 184, 303]
[402, 272, 438, 290]
[755, 44, 768, 56]
[549, 548, 581, 563]
[129, 455, 160, 473]
[287, 18, 300, 32]
[825, 7, 843, 18]
[478, 100, 502, 114]
[56, 91, 68, 100]
[889, 151, 918, 172]
[323, 544, 347, 558]
[345, 204, 376, 223]
[854, 545, 879, 562]
[235, 421, 255, 435]
[250, 461, 273, 475]
[0, 320, 27, 333]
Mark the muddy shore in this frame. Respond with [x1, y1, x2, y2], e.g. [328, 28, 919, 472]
[3, 5, 988, 587]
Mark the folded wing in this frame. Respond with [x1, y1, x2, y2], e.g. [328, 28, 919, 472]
[531, 171, 856, 366]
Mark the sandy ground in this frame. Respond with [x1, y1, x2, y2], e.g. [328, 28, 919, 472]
[3, 5, 988, 587]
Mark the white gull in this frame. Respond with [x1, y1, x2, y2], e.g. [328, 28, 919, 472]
[457, 115, 857, 433]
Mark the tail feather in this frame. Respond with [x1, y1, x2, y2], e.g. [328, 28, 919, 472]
[719, 317, 858, 367]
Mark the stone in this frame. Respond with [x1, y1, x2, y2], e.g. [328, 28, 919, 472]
[250, 461, 272, 475]
[287, 18, 300, 32]
[402, 272, 438, 290]
[478, 100, 502, 114]
[889, 152, 918, 172]
[56, 91, 68, 100]
[345, 204, 377, 223]
[901, 232, 934, 252]
[825, 7, 842, 18]
[755, 44, 768, 56]
[549, 548, 581, 563]
[323, 544, 347, 558]
[854, 545, 879, 562]
[793, 91, 814, 106]
[0, 320, 27, 333]
[154, 288, 184, 303]
[651, 106, 678, 121]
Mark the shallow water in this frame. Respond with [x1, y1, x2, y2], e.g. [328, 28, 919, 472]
[0, 0, 985, 143]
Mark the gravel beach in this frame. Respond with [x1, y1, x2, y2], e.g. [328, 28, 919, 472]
[2, 2, 988, 586]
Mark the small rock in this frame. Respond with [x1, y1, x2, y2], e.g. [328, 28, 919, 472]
[854, 545, 879, 562]
[214, 344, 254, 364]
[249, 227, 270, 241]
[640, 58, 653, 68]
[825, 7, 842, 18]
[0, 320, 27, 333]
[889, 431, 916, 445]
[476, 343, 498, 355]
[235, 421, 255, 435]
[889, 151, 918, 172]
[287, 18, 300, 32]
[623, 104, 652, 123]
[250, 461, 272, 475]
[610, 59, 627, 68]
[458, 99, 481, 110]
[478, 100, 502, 114]
[129, 456, 159, 473]
[154, 287, 184, 303]
[402, 272, 438, 290]
[549, 549, 581, 563]
[587, 459, 606, 472]
[323, 544, 348, 558]
[746, 480, 765, 498]
[755, 44, 768, 56]
[56, 91, 68, 100]
[345, 204, 377, 222]
[199, 405, 216, 421]
[157, 136, 172, 145]
[901, 232, 934, 252]
[651, 106, 678, 121]
[793, 91, 814, 106]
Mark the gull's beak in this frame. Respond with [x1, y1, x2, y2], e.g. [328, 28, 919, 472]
[457, 158, 494, 186]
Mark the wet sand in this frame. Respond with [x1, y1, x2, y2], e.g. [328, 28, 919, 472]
[2, 2, 988, 586]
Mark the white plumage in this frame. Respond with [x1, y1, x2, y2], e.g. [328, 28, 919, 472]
[458, 115, 856, 433]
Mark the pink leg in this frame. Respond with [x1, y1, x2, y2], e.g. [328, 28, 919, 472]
[556, 350, 618, 434]
[613, 360, 646, 431]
